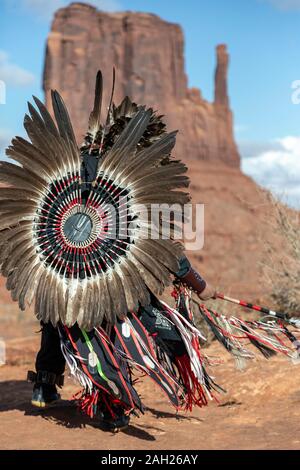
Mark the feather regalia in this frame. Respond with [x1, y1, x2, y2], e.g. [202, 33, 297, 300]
[0, 71, 190, 329]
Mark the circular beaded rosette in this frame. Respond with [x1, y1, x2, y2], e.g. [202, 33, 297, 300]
[34, 174, 131, 279]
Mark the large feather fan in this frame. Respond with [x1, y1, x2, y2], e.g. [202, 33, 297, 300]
[0, 71, 190, 329]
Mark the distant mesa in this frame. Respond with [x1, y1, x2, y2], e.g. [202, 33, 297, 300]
[43, 3, 240, 167]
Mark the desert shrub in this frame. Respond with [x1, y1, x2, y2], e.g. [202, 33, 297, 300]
[263, 193, 300, 317]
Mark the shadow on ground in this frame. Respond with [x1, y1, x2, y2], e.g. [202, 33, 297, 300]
[0, 380, 203, 441]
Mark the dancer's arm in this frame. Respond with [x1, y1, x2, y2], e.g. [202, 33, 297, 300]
[175, 255, 216, 300]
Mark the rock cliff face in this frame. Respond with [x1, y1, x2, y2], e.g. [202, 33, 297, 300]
[0, 2, 287, 340]
[43, 2, 240, 167]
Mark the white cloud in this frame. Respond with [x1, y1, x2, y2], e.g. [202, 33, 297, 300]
[238, 140, 284, 159]
[5, 0, 122, 20]
[241, 136, 300, 208]
[262, 0, 300, 10]
[0, 50, 35, 87]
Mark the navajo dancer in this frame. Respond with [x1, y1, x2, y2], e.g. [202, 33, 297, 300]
[1, 72, 298, 431]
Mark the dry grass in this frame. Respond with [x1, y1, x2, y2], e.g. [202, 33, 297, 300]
[262, 193, 300, 317]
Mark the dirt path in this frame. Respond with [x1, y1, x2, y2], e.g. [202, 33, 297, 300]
[0, 334, 299, 450]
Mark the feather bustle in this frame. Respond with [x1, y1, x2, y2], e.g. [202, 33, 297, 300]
[88, 70, 103, 140]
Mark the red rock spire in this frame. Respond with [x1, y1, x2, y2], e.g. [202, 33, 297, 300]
[214, 44, 229, 108]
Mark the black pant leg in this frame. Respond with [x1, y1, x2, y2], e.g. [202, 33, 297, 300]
[35, 322, 65, 376]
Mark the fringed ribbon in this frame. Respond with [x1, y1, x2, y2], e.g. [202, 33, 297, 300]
[175, 354, 208, 411]
[160, 299, 224, 408]
[73, 388, 99, 419]
[177, 284, 300, 363]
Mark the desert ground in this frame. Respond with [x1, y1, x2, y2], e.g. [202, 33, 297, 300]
[1, 314, 299, 450]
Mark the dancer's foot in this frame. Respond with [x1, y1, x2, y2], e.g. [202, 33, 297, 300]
[31, 384, 61, 408]
[100, 409, 130, 432]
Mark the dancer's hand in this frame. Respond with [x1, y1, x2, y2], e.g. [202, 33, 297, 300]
[198, 283, 217, 301]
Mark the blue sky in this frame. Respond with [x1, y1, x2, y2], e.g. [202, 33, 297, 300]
[1, 0, 300, 206]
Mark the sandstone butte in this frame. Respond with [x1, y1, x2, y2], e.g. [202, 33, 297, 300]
[0, 2, 282, 325]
